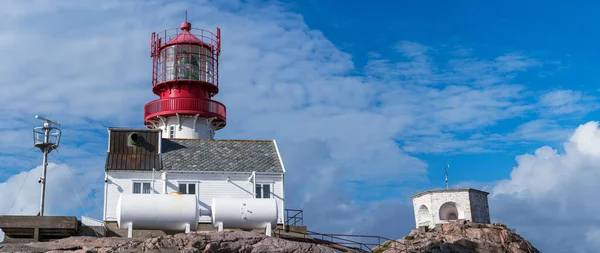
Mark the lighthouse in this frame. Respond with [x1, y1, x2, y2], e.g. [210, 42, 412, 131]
[144, 20, 226, 139]
[101, 19, 286, 238]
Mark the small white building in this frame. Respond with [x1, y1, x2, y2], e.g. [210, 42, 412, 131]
[410, 188, 490, 229]
[102, 128, 286, 235]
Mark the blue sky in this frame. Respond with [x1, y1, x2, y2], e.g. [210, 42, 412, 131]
[285, 0, 600, 185]
[1, 1, 600, 252]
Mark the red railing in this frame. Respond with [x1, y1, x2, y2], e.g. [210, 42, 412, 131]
[144, 97, 226, 121]
[150, 27, 220, 89]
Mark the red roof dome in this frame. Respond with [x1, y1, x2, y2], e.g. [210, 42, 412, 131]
[165, 22, 207, 46]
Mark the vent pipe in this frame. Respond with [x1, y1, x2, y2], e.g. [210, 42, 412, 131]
[162, 171, 168, 194]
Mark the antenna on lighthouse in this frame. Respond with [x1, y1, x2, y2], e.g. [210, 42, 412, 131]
[185, 9, 188, 22]
[32, 115, 62, 216]
[444, 163, 450, 190]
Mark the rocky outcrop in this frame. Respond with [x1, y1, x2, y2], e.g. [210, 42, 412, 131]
[0, 221, 540, 253]
[0, 230, 362, 253]
[377, 220, 540, 253]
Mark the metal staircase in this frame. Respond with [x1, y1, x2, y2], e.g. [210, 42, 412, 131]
[278, 209, 406, 252]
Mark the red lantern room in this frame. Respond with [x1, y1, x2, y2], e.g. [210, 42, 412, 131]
[144, 21, 226, 139]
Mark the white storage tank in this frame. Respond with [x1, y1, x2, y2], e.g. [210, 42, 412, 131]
[116, 193, 199, 231]
[211, 198, 277, 229]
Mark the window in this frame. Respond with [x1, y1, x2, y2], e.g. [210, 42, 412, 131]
[169, 125, 175, 138]
[176, 53, 200, 80]
[179, 183, 196, 195]
[133, 182, 152, 194]
[208, 127, 214, 138]
[255, 184, 271, 199]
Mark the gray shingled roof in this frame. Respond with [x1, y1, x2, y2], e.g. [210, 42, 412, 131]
[161, 139, 284, 173]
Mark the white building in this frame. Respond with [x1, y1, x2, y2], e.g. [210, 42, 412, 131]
[100, 20, 289, 237]
[410, 188, 490, 229]
[102, 128, 286, 235]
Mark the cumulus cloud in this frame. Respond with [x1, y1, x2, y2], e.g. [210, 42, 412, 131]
[0, 0, 598, 250]
[0, 0, 430, 242]
[490, 121, 600, 253]
[0, 163, 102, 242]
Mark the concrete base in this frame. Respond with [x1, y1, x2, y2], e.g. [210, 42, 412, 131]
[0, 215, 78, 242]
[104, 222, 175, 239]
[102, 222, 289, 239]
[274, 225, 310, 240]
[0, 217, 296, 241]
[76, 225, 106, 237]
[197, 223, 217, 232]
[283, 225, 307, 234]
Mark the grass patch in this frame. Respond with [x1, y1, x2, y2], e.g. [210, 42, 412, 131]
[371, 241, 392, 253]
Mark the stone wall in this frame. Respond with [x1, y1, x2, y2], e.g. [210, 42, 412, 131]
[468, 191, 491, 223]
[411, 189, 490, 229]
[430, 191, 472, 226]
[412, 194, 432, 228]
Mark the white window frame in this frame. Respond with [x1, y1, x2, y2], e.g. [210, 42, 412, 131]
[169, 125, 175, 138]
[177, 181, 198, 196]
[132, 181, 153, 194]
[255, 182, 273, 199]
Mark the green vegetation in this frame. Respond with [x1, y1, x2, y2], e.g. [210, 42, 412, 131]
[371, 241, 392, 253]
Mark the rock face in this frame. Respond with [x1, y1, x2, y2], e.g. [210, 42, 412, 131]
[378, 220, 540, 253]
[0, 230, 362, 253]
[0, 221, 540, 253]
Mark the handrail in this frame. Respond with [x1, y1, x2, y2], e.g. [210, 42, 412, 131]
[285, 209, 303, 227]
[306, 230, 374, 251]
[306, 230, 403, 252]
[275, 228, 404, 252]
[144, 97, 226, 121]
[279, 209, 405, 252]
[150, 26, 220, 88]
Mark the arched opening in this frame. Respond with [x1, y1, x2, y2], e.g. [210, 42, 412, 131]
[439, 202, 462, 220]
[417, 205, 431, 227]
[418, 205, 430, 220]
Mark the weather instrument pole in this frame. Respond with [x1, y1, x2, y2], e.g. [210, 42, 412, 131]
[33, 115, 62, 216]
[445, 164, 450, 190]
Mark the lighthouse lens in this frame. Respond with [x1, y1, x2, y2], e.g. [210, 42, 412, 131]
[161, 45, 213, 84]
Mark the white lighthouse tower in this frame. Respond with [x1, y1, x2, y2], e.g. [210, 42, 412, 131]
[143, 20, 225, 139]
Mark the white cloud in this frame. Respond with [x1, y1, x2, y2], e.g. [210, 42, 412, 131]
[485, 119, 572, 145]
[491, 121, 600, 252]
[0, 162, 102, 242]
[395, 41, 430, 58]
[585, 228, 600, 249]
[0, 0, 597, 250]
[538, 89, 598, 116]
[0, 0, 433, 241]
[494, 52, 542, 72]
